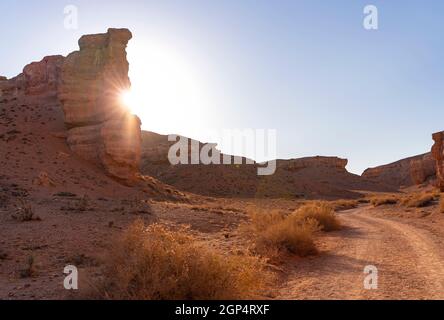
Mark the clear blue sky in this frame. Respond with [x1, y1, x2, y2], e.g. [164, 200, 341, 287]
[1, 0, 443, 174]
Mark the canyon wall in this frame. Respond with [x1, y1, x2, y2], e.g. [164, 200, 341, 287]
[362, 153, 435, 188]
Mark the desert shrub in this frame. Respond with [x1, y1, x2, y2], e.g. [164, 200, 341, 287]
[330, 200, 359, 211]
[61, 194, 94, 212]
[0, 250, 7, 260]
[242, 209, 319, 257]
[96, 220, 270, 300]
[401, 192, 435, 208]
[19, 255, 36, 278]
[11, 199, 41, 222]
[295, 202, 342, 231]
[370, 195, 398, 207]
[53, 192, 77, 198]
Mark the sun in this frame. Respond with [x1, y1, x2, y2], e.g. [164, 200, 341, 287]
[120, 89, 138, 114]
[123, 42, 207, 136]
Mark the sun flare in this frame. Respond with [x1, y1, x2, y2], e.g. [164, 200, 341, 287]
[124, 42, 207, 136]
[120, 90, 138, 114]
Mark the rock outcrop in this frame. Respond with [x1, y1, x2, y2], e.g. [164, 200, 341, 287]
[432, 131, 444, 191]
[410, 153, 436, 185]
[362, 153, 435, 188]
[59, 28, 141, 182]
[1, 28, 142, 183]
[279, 156, 348, 172]
[0, 55, 64, 103]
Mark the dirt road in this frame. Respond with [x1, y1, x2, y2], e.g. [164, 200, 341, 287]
[277, 206, 444, 299]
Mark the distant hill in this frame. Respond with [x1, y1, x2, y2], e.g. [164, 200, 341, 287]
[141, 131, 396, 199]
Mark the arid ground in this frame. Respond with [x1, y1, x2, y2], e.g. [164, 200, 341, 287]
[2, 187, 444, 299]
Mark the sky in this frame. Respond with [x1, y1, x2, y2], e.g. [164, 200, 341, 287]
[1, 0, 444, 174]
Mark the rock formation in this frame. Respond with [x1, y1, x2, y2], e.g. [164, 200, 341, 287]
[1, 28, 142, 183]
[432, 131, 444, 191]
[59, 28, 141, 182]
[280, 156, 348, 172]
[409, 153, 436, 185]
[0, 55, 64, 103]
[362, 153, 435, 188]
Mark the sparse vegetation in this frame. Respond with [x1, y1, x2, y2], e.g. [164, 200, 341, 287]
[61, 194, 94, 212]
[95, 220, 270, 300]
[11, 199, 41, 222]
[242, 208, 319, 257]
[330, 199, 359, 211]
[0, 250, 7, 260]
[295, 202, 342, 231]
[19, 255, 36, 278]
[401, 192, 435, 208]
[126, 197, 152, 215]
[53, 191, 77, 198]
[370, 195, 399, 207]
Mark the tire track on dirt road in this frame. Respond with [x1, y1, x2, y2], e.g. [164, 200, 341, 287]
[277, 207, 444, 299]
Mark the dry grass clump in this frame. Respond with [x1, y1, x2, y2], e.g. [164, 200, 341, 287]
[19, 255, 36, 278]
[401, 192, 437, 208]
[295, 202, 342, 231]
[96, 220, 270, 300]
[11, 199, 41, 222]
[242, 209, 319, 257]
[330, 199, 359, 211]
[370, 195, 399, 207]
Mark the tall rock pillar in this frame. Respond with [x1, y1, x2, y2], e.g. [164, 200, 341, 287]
[58, 28, 141, 182]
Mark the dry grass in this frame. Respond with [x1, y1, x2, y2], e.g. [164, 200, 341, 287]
[11, 199, 41, 222]
[95, 220, 270, 300]
[401, 191, 437, 208]
[440, 195, 444, 213]
[19, 255, 36, 278]
[242, 208, 319, 257]
[370, 195, 399, 207]
[295, 202, 342, 231]
[330, 199, 359, 211]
